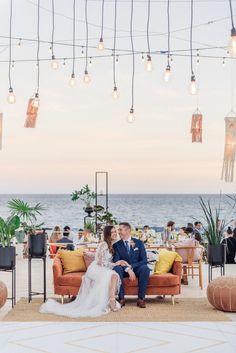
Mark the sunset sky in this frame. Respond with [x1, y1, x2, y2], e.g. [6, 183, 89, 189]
[0, 0, 236, 194]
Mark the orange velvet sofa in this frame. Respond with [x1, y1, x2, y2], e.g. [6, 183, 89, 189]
[53, 254, 182, 304]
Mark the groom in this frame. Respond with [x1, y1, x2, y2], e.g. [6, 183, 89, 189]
[113, 222, 150, 308]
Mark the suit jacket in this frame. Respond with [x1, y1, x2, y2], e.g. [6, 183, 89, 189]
[113, 238, 147, 271]
[56, 237, 74, 251]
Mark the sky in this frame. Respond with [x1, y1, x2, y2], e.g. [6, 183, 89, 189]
[0, 0, 236, 194]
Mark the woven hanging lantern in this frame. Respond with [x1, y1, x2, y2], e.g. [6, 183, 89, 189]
[0, 113, 2, 150]
[24, 95, 40, 128]
[221, 112, 236, 182]
[191, 110, 202, 143]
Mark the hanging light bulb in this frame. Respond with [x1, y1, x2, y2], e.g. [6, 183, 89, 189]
[83, 70, 91, 84]
[196, 50, 200, 65]
[62, 58, 66, 67]
[7, 88, 16, 104]
[146, 55, 153, 72]
[111, 51, 114, 61]
[141, 52, 145, 62]
[17, 38, 21, 48]
[32, 93, 40, 108]
[69, 73, 76, 87]
[189, 74, 197, 95]
[170, 55, 174, 64]
[51, 55, 59, 70]
[228, 27, 236, 57]
[81, 47, 84, 57]
[97, 37, 104, 51]
[127, 108, 135, 123]
[112, 86, 119, 100]
[116, 55, 119, 64]
[11, 61, 15, 70]
[222, 57, 225, 67]
[49, 44, 52, 53]
[163, 65, 171, 82]
[89, 57, 92, 66]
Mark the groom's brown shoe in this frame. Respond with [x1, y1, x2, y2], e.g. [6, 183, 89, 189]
[119, 299, 126, 307]
[137, 299, 146, 308]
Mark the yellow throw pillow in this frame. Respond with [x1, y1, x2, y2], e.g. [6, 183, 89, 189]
[59, 249, 86, 274]
[154, 249, 182, 274]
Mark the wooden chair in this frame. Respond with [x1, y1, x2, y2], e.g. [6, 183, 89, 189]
[174, 246, 203, 289]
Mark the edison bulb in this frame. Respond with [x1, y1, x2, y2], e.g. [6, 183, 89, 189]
[163, 66, 171, 82]
[146, 56, 153, 72]
[112, 87, 119, 100]
[32, 95, 40, 108]
[97, 38, 104, 51]
[83, 71, 91, 84]
[228, 28, 236, 57]
[69, 74, 76, 87]
[189, 75, 197, 95]
[7, 89, 16, 104]
[51, 56, 59, 70]
[127, 109, 135, 123]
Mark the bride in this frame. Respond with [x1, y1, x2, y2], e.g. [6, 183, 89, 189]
[40, 225, 127, 318]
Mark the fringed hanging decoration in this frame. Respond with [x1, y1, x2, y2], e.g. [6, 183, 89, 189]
[24, 97, 39, 128]
[221, 112, 236, 182]
[0, 113, 3, 150]
[191, 110, 202, 143]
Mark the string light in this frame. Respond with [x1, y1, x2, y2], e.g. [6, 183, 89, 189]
[97, 0, 105, 51]
[89, 57, 92, 66]
[69, 0, 76, 87]
[17, 38, 21, 48]
[50, 0, 59, 70]
[116, 55, 119, 64]
[62, 58, 66, 67]
[146, 0, 153, 72]
[228, 0, 236, 57]
[196, 49, 200, 65]
[189, 0, 197, 95]
[127, 0, 135, 123]
[83, 0, 91, 84]
[81, 46, 84, 57]
[222, 57, 226, 66]
[7, 0, 16, 104]
[163, 0, 171, 82]
[11, 61, 15, 70]
[112, 0, 119, 99]
[141, 52, 145, 62]
[170, 55, 174, 64]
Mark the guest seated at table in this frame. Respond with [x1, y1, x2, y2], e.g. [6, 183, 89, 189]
[177, 227, 187, 241]
[162, 221, 176, 243]
[184, 227, 194, 238]
[49, 226, 62, 258]
[222, 227, 236, 264]
[56, 230, 74, 251]
[141, 225, 155, 243]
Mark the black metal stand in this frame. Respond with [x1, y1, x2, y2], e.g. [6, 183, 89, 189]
[0, 267, 16, 308]
[28, 256, 46, 303]
[208, 263, 225, 282]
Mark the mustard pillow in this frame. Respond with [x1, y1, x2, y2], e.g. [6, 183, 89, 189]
[154, 249, 182, 274]
[59, 249, 86, 274]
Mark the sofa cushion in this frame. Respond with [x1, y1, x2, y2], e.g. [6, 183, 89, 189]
[59, 249, 86, 274]
[83, 251, 95, 268]
[123, 273, 179, 287]
[57, 272, 85, 287]
[154, 249, 182, 274]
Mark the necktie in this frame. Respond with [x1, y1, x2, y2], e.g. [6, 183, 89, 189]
[125, 240, 130, 254]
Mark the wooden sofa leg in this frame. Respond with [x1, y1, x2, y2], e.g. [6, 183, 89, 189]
[171, 295, 175, 305]
[61, 295, 64, 304]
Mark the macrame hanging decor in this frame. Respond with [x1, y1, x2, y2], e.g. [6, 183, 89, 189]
[24, 96, 39, 128]
[221, 112, 236, 182]
[190, 109, 202, 143]
[0, 113, 2, 150]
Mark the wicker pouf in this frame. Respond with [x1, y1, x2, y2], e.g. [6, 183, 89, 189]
[0, 280, 8, 309]
[207, 276, 236, 312]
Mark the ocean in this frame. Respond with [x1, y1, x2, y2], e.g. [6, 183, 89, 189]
[0, 194, 235, 232]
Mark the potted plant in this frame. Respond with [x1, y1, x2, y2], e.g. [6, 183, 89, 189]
[0, 215, 20, 269]
[71, 184, 96, 216]
[8, 199, 46, 258]
[199, 196, 236, 266]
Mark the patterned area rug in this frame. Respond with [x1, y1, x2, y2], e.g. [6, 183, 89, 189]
[2, 297, 230, 322]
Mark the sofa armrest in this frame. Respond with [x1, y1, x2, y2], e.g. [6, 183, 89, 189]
[172, 261, 182, 281]
[53, 255, 63, 284]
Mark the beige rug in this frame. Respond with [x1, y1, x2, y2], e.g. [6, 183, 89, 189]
[3, 297, 230, 322]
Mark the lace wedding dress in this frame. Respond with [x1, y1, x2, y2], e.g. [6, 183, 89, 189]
[40, 242, 121, 318]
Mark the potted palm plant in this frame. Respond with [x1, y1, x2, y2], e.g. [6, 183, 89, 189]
[199, 196, 236, 266]
[8, 199, 46, 258]
[0, 215, 20, 269]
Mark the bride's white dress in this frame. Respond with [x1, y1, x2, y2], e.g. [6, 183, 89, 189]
[40, 242, 121, 318]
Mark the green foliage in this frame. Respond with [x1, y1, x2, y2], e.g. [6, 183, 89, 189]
[94, 205, 117, 225]
[8, 199, 45, 233]
[84, 220, 95, 233]
[0, 215, 20, 247]
[71, 184, 96, 206]
[199, 195, 236, 245]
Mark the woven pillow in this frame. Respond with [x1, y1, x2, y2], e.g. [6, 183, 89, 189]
[154, 249, 182, 274]
[59, 249, 86, 274]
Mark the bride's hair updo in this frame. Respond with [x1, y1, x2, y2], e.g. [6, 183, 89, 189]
[103, 225, 115, 254]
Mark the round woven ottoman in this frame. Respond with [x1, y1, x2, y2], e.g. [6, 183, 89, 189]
[0, 281, 8, 309]
[207, 276, 236, 312]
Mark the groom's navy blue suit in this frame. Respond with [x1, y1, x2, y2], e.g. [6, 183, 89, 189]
[113, 238, 150, 300]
